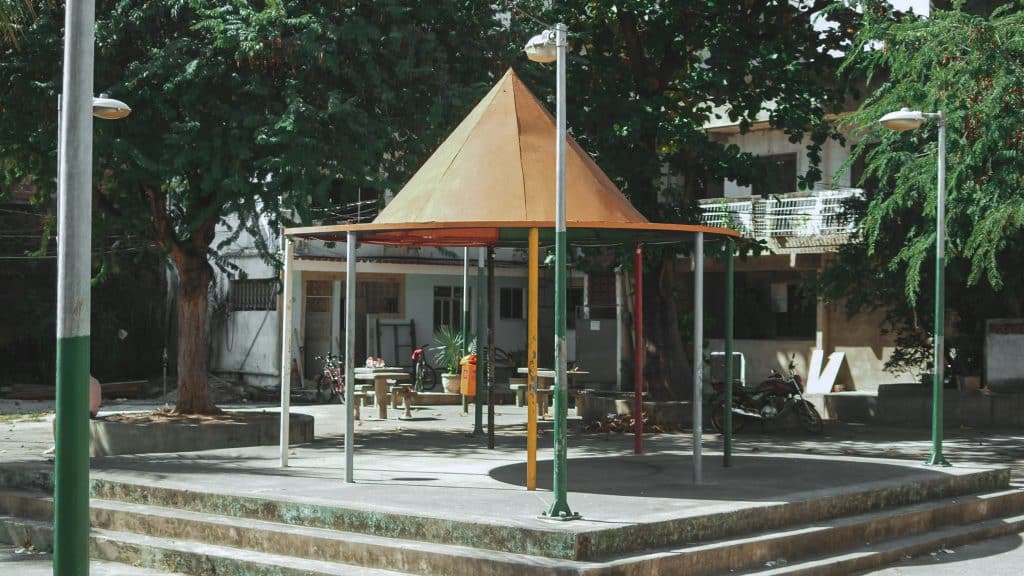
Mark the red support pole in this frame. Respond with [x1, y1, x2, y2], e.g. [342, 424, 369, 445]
[634, 243, 644, 454]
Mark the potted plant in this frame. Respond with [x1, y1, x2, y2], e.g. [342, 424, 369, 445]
[432, 326, 466, 393]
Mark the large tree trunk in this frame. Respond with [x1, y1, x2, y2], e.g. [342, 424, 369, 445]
[171, 249, 218, 414]
[643, 257, 693, 401]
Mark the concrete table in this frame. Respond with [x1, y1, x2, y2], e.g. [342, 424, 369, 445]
[353, 370, 410, 419]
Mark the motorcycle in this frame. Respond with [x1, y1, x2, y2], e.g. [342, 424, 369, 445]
[709, 359, 823, 434]
[313, 353, 345, 404]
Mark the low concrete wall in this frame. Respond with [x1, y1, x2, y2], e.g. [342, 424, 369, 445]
[826, 385, 1024, 428]
[577, 393, 695, 427]
[90, 413, 314, 457]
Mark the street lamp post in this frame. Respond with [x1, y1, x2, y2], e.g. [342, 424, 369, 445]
[54, 3, 133, 568]
[878, 107, 950, 467]
[525, 23, 578, 519]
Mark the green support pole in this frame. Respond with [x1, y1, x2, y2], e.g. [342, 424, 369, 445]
[724, 238, 734, 467]
[927, 116, 950, 467]
[54, 336, 90, 576]
[474, 248, 485, 435]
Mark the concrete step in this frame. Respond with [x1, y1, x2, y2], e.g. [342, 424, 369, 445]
[740, 513, 1024, 575]
[0, 490, 588, 576]
[3, 486, 1022, 576]
[87, 497, 587, 576]
[0, 514, 415, 576]
[581, 488, 1024, 576]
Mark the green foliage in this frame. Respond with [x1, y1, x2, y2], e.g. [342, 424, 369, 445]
[507, 1, 858, 220]
[823, 2, 1024, 375]
[431, 325, 468, 374]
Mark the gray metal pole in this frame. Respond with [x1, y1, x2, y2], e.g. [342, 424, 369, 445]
[693, 232, 704, 484]
[54, 0, 96, 572]
[462, 248, 470, 414]
[474, 248, 485, 435]
[615, 267, 623, 391]
[487, 247, 496, 449]
[345, 232, 357, 482]
[279, 237, 294, 467]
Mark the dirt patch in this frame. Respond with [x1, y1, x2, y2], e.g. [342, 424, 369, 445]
[102, 409, 277, 425]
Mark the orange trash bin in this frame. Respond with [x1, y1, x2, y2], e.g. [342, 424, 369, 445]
[460, 354, 477, 396]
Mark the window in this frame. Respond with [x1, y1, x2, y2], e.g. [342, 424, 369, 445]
[752, 153, 797, 196]
[229, 279, 279, 311]
[500, 287, 524, 319]
[433, 286, 466, 331]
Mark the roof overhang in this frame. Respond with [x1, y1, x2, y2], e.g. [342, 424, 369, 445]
[286, 221, 740, 248]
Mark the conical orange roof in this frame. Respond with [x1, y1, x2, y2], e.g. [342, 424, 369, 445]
[374, 68, 647, 225]
[286, 70, 738, 246]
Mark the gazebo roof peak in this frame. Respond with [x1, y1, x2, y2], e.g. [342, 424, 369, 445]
[374, 68, 648, 226]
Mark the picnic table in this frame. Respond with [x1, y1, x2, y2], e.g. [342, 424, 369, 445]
[515, 368, 590, 417]
[353, 368, 411, 419]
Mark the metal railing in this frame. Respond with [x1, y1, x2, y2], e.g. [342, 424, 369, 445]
[699, 188, 863, 238]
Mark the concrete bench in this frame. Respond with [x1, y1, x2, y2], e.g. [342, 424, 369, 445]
[350, 392, 367, 420]
[390, 384, 416, 419]
[510, 383, 528, 407]
[509, 383, 554, 416]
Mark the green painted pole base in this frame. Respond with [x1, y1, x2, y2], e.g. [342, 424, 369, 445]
[926, 453, 951, 467]
[54, 335, 91, 576]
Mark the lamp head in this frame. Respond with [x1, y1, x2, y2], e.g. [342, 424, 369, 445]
[879, 107, 925, 132]
[524, 30, 557, 63]
[92, 95, 132, 120]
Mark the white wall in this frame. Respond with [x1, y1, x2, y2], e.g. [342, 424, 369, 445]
[717, 130, 852, 198]
[707, 339, 816, 388]
[404, 272, 528, 358]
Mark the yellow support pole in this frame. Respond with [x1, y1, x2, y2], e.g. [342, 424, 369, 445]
[527, 227, 539, 490]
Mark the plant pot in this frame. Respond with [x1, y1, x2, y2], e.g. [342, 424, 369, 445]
[442, 373, 461, 394]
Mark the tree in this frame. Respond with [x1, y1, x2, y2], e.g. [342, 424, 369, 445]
[820, 3, 1024, 376]
[504, 1, 859, 399]
[0, 0, 504, 413]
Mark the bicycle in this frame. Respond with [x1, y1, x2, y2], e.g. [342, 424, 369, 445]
[411, 344, 437, 392]
[313, 353, 345, 404]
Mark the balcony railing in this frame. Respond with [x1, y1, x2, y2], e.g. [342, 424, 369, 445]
[699, 188, 863, 238]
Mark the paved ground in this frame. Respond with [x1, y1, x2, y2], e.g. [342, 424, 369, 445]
[862, 531, 1024, 575]
[1, 398, 1023, 573]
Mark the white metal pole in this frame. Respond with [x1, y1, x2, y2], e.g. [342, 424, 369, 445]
[54, 0, 95, 570]
[693, 232, 704, 484]
[344, 231, 357, 482]
[279, 237, 294, 467]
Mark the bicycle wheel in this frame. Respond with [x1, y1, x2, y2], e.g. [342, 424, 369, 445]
[796, 400, 824, 433]
[417, 363, 438, 391]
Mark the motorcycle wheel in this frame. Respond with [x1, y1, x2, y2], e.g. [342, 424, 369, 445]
[315, 374, 337, 404]
[796, 400, 824, 433]
[711, 403, 745, 434]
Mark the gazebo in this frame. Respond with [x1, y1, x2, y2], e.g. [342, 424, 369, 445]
[279, 69, 740, 517]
